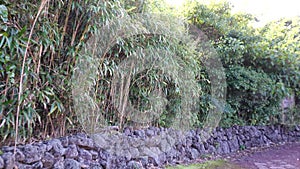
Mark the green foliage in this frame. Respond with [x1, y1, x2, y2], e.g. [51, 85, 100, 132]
[73, 11, 204, 131]
[225, 66, 284, 125]
[0, 0, 124, 143]
[259, 18, 300, 98]
[239, 144, 246, 150]
[183, 1, 254, 40]
[0, 2, 35, 141]
[184, 1, 299, 126]
[215, 36, 246, 65]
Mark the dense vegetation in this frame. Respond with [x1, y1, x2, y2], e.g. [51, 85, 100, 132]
[0, 0, 299, 145]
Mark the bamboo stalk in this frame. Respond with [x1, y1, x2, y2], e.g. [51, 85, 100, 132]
[15, 0, 49, 155]
[57, 0, 72, 59]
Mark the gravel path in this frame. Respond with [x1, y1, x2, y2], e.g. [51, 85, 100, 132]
[224, 142, 300, 169]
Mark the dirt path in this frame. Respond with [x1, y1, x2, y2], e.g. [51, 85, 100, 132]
[224, 142, 300, 169]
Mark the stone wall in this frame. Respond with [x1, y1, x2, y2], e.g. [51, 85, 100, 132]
[1, 125, 300, 169]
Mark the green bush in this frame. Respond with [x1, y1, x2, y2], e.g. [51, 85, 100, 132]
[0, 0, 122, 143]
[225, 66, 285, 125]
[184, 1, 299, 126]
[259, 17, 300, 102]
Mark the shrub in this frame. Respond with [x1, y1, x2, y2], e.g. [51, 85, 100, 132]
[226, 66, 285, 125]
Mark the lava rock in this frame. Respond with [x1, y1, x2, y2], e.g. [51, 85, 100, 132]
[48, 139, 65, 156]
[65, 144, 78, 158]
[187, 148, 199, 160]
[126, 160, 143, 169]
[42, 152, 55, 168]
[53, 158, 64, 169]
[23, 145, 42, 164]
[0, 156, 4, 169]
[60, 136, 69, 147]
[90, 163, 103, 169]
[228, 137, 239, 152]
[15, 149, 25, 162]
[2, 152, 15, 169]
[33, 161, 43, 168]
[145, 128, 155, 137]
[64, 159, 80, 169]
[79, 149, 92, 161]
[220, 141, 230, 154]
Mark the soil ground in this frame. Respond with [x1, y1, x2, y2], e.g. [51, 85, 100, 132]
[168, 142, 300, 169]
[223, 142, 300, 169]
